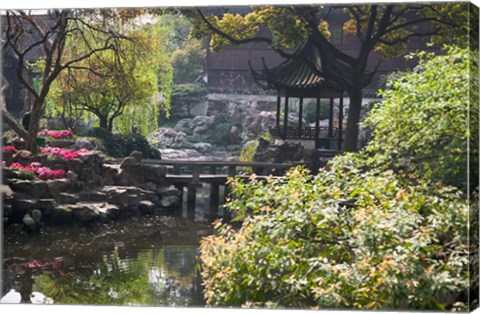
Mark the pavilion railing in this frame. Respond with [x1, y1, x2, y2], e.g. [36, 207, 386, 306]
[269, 126, 338, 140]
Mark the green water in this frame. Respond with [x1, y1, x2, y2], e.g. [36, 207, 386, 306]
[2, 214, 213, 306]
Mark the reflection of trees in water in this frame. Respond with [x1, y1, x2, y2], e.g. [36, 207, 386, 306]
[3, 215, 211, 306]
[32, 246, 200, 306]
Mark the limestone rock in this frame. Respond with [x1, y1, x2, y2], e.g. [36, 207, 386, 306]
[140, 164, 167, 183]
[129, 150, 143, 163]
[72, 204, 98, 222]
[15, 150, 32, 159]
[120, 156, 140, 170]
[148, 128, 187, 148]
[49, 140, 75, 148]
[51, 206, 73, 224]
[193, 142, 213, 154]
[159, 195, 180, 208]
[138, 200, 156, 214]
[31, 209, 42, 224]
[156, 185, 181, 197]
[103, 186, 129, 208]
[67, 158, 83, 174]
[78, 191, 107, 202]
[1, 184, 15, 201]
[74, 138, 95, 150]
[11, 180, 51, 198]
[56, 193, 79, 204]
[13, 198, 37, 211]
[23, 213, 39, 231]
[79, 167, 96, 182]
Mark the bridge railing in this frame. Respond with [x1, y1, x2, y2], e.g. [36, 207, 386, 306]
[143, 159, 302, 185]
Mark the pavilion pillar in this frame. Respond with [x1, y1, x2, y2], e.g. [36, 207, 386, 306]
[298, 97, 303, 138]
[314, 97, 320, 149]
[283, 96, 289, 139]
[328, 98, 334, 138]
[337, 93, 344, 151]
[276, 93, 281, 127]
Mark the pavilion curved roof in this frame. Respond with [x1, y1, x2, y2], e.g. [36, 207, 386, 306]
[249, 38, 342, 97]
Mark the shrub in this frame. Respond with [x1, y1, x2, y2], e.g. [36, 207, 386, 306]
[164, 83, 207, 120]
[200, 166, 469, 310]
[207, 113, 242, 146]
[363, 46, 477, 192]
[87, 128, 161, 159]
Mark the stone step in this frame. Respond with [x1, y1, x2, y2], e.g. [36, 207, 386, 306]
[78, 191, 107, 202]
[53, 202, 121, 224]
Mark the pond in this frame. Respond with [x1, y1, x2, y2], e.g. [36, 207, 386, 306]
[2, 209, 215, 306]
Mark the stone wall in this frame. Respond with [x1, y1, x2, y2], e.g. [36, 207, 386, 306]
[2, 150, 181, 231]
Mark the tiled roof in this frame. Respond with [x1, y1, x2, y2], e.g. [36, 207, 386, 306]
[249, 38, 340, 93]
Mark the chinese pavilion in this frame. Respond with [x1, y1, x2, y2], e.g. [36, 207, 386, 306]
[249, 38, 346, 152]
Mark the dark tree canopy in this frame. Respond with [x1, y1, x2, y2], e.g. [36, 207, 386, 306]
[186, 3, 473, 151]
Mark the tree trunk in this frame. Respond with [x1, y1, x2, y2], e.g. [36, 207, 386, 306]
[99, 116, 109, 130]
[343, 87, 363, 152]
[24, 101, 43, 152]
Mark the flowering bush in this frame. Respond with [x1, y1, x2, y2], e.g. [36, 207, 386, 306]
[40, 147, 89, 160]
[38, 129, 74, 139]
[2, 161, 66, 180]
[2, 145, 18, 154]
[36, 167, 66, 180]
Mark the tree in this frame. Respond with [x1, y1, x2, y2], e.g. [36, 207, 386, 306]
[187, 3, 471, 151]
[167, 83, 207, 120]
[363, 46, 477, 193]
[170, 40, 206, 83]
[45, 18, 174, 136]
[1, 9, 141, 152]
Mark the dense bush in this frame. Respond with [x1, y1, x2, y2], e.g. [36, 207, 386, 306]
[164, 83, 207, 121]
[207, 113, 242, 146]
[363, 46, 477, 192]
[200, 165, 469, 310]
[199, 46, 475, 310]
[87, 128, 161, 159]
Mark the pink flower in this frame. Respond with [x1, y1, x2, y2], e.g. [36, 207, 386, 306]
[2, 145, 18, 154]
[40, 146, 87, 160]
[52, 169, 66, 179]
[30, 162, 42, 170]
[40, 129, 74, 139]
[36, 167, 54, 180]
[10, 162, 25, 170]
[2, 161, 6, 167]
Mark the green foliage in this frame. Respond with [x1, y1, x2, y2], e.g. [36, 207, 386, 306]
[363, 46, 476, 191]
[87, 128, 160, 159]
[16, 170, 36, 180]
[170, 39, 206, 83]
[200, 166, 469, 309]
[239, 141, 259, 163]
[303, 99, 331, 124]
[199, 47, 473, 310]
[45, 15, 174, 137]
[166, 83, 207, 120]
[32, 250, 181, 306]
[207, 113, 242, 146]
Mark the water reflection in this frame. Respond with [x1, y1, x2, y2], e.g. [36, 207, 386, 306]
[2, 214, 212, 306]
